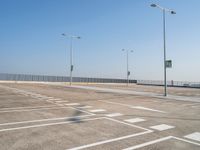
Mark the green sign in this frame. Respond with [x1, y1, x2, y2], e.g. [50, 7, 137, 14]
[166, 60, 172, 68]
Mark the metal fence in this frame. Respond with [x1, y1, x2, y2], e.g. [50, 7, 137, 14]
[137, 80, 200, 88]
[1, 73, 199, 88]
[0, 73, 136, 84]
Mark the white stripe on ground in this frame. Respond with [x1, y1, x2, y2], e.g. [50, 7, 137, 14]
[89, 109, 106, 112]
[131, 106, 166, 113]
[0, 105, 56, 111]
[0, 106, 94, 126]
[184, 132, 200, 142]
[48, 98, 62, 101]
[65, 103, 80, 106]
[69, 107, 95, 116]
[105, 113, 123, 117]
[124, 118, 145, 123]
[0, 106, 69, 113]
[0, 117, 101, 132]
[99, 100, 166, 113]
[150, 124, 175, 131]
[0, 114, 93, 126]
[68, 131, 151, 150]
[173, 136, 200, 146]
[123, 136, 200, 150]
[123, 136, 173, 150]
[105, 117, 152, 132]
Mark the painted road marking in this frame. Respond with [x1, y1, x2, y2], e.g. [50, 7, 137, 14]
[123, 136, 200, 150]
[0, 105, 56, 111]
[89, 109, 106, 113]
[68, 131, 151, 150]
[65, 103, 80, 106]
[124, 118, 145, 123]
[0, 114, 93, 127]
[184, 132, 200, 142]
[0, 117, 101, 132]
[150, 124, 175, 131]
[77, 106, 92, 109]
[131, 106, 166, 113]
[0, 106, 69, 113]
[0, 106, 95, 127]
[105, 113, 123, 117]
[123, 136, 172, 150]
[50, 98, 62, 101]
[99, 100, 166, 113]
[55, 101, 69, 103]
[67, 117, 152, 150]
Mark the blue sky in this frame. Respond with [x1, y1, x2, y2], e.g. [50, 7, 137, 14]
[0, 0, 200, 81]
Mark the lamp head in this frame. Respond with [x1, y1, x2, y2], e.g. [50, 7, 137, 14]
[171, 10, 176, 14]
[150, 4, 157, 7]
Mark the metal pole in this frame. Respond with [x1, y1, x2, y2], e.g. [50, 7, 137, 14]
[163, 9, 167, 96]
[127, 50, 129, 86]
[70, 37, 73, 86]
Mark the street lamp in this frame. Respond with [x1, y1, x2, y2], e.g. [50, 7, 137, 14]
[122, 49, 133, 86]
[150, 4, 176, 96]
[62, 33, 81, 86]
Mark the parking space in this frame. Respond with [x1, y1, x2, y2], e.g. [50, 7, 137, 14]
[0, 83, 199, 150]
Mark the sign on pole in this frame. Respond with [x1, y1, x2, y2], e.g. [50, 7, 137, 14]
[166, 60, 172, 68]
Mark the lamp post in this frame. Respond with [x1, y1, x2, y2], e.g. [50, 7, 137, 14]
[150, 4, 176, 96]
[122, 49, 133, 86]
[62, 33, 81, 86]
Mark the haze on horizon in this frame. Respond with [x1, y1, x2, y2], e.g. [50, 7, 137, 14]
[0, 0, 200, 82]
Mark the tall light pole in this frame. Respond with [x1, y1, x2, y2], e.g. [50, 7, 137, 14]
[150, 4, 176, 96]
[62, 33, 81, 86]
[122, 49, 133, 86]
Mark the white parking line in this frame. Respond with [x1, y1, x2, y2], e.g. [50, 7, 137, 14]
[124, 118, 145, 123]
[105, 113, 123, 117]
[67, 117, 152, 150]
[0, 114, 93, 127]
[0, 117, 101, 132]
[68, 131, 151, 150]
[150, 124, 175, 131]
[184, 132, 200, 142]
[123, 136, 200, 150]
[99, 100, 133, 107]
[123, 136, 172, 150]
[49, 98, 62, 101]
[89, 109, 106, 112]
[0, 106, 69, 113]
[65, 103, 80, 106]
[131, 106, 166, 113]
[0, 105, 55, 111]
[99, 100, 166, 113]
[106, 117, 152, 132]
[0, 106, 95, 127]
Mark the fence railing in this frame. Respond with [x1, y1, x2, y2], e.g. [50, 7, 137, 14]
[137, 80, 200, 88]
[1, 73, 199, 88]
[0, 73, 136, 84]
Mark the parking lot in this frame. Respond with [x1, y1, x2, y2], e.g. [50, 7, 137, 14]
[0, 82, 200, 150]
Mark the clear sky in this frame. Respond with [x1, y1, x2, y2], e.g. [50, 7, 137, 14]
[0, 0, 200, 82]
